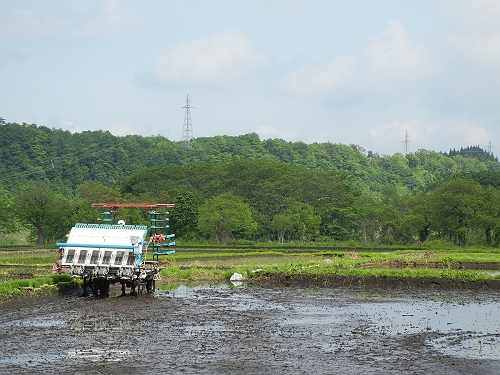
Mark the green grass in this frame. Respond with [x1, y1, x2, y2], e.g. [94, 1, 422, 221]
[157, 247, 500, 283]
[0, 249, 60, 281]
[0, 246, 499, 297]
[0, 273, 76, 300]
[254, 262, 492, 282]
[0, 249, 60, 266]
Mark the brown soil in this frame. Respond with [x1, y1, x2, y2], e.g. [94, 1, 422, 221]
[256, 273, 500, 290]
[364, 260, 500, 270]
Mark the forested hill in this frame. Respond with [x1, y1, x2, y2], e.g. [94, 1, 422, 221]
[1, 122, 499, 195]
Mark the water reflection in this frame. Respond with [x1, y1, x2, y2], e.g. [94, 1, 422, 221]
[157, 283, 500, 360]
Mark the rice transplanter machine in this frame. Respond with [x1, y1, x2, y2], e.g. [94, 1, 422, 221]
[56, 203, 176, 297]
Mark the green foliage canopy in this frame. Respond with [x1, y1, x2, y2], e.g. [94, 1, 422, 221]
[198, 193, 257, 244]
[3, 122, 500, 246]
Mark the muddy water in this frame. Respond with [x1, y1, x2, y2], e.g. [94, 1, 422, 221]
[0, 284, 499, 375]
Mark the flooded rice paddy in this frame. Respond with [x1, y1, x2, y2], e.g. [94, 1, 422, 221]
[0, 283, 498, 374]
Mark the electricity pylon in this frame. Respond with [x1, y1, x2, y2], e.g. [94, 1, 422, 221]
[182, 94, 194, 148]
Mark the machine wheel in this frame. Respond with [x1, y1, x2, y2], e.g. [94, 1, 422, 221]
[146, 277, 155, 293]
[129, 279, 139, 296]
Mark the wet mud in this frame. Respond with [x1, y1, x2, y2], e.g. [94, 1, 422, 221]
[257, 273, 500, 290]
[0, 282, 499, 375]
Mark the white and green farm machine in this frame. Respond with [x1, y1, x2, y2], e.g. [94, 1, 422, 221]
[56, 203, 176, 297]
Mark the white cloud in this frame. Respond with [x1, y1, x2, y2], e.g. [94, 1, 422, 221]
[362, 21, 429, 85]
[460, 123, 491, 146]
[255, 125, 303, 142]
[154, 30, 267, 84]
[107, 121, 140, 137]
[255, 124, 300, 141]
[60, 120, 74, 128]
[445, 0, 500, 32]
[279, 56, 352, 95]
[281, 127, 300, 141]
[256, 125, 278, 138]
[443, 0, 500, 67]
[46, 118, 80, 133]
[0, 0, 138, 40]
[369, 120, 404, 139]
[477, 33, 500, 64]
[308, 131, 331, 144]
[369, 119, 492, 153]
[280, 21, 429, 97]
[445, 32, 500, 68]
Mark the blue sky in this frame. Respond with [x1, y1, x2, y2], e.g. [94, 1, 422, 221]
[1, 0, 499, 155]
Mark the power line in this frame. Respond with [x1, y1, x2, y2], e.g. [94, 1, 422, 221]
[401, 130, 411, 155]
[181, 94, 194, 148]
[488, 140, 495, 155]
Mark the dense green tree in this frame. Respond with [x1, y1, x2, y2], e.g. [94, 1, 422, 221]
[4, 122, 500, 247]
[0, 184, 17, 234]
[73, 181, 124, 224]
[198, 193, 257, 244]
[76, 180, 123, 204]
[408, 149, 457, 178]
[426, 177, 483, 244]
[15, 182, 73, 245]
[271, 199, 321, 242]
[357, 196, 382, 244]
[394, 213, 427, 244]
[468, 171, 500, 189]
[319, 205, 360, 241]
[272, 213, 293, 243]
[446, 146, 498, 162]
[121, 159, 359, 241]
[170, 191, 200, 240]
[407, 192, 433, 243]
[473, 186, 500, 245]
[2, 122, 500, 199]
[356, 195, 400, 245]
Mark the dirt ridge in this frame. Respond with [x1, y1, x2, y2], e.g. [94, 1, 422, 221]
[257, 273, 500, 290]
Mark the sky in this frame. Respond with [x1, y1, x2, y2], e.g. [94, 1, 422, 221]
[1, 0, 499, 156]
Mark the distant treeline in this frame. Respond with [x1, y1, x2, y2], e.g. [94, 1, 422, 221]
[1, 122, 499, 196]
[444, 146, 498, 162]
[2, 122, 500, 247]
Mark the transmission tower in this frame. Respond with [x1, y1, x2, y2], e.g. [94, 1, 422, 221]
[401, 130, 411, 155]
[182, 94, 194, 148]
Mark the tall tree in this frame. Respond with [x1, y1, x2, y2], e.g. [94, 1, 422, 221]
[15, 182, 72, 245]
[426, 177, 483, 244]
[170, 191, 200, 240]
[0, 184, 17, 235]
[407, 192, 433, 243]
[473, 186, 500, 245]
[198, 193, 257, 244]
[272, 200, 321, 243]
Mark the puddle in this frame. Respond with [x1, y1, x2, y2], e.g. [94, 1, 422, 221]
[0, 353, 61, 368]
[2, 316, 66, 328]
[67, 348, 131, 362]
[68, 317, 141, 331]
[352, 299, 499, 334]
[157, 284, 500, 361]
[431, 334, 499, 359]
[0, 284, 499, 374]
[358, 297, 500, 359]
